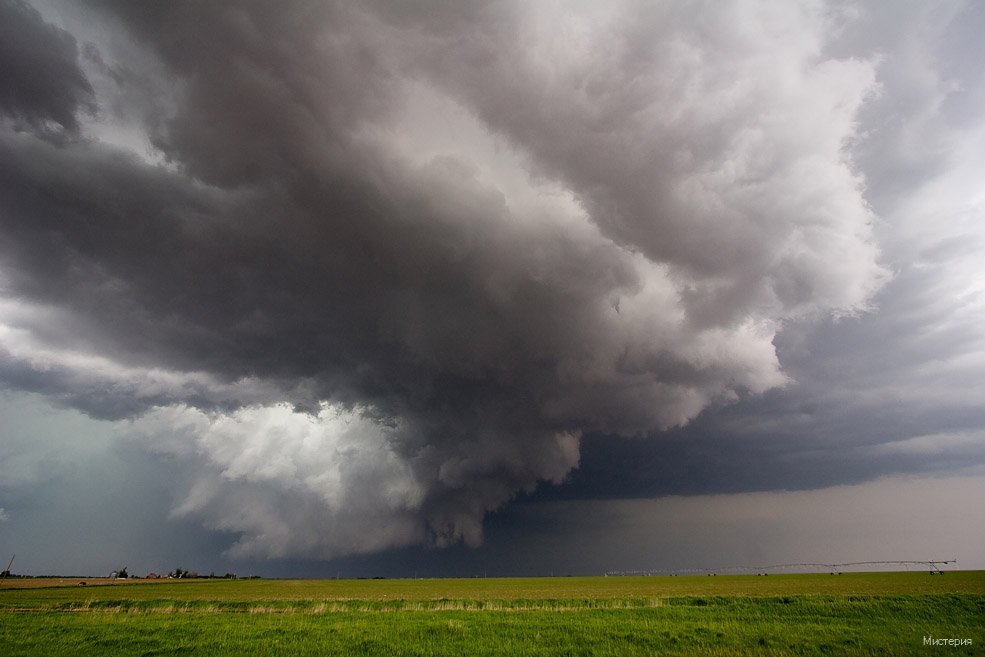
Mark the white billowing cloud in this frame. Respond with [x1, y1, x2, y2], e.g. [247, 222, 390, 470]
[136, 403, 422, 510]
[397, 0, 888, 324]
[119, 402, 579, 558]
[120, 403, 423, 558]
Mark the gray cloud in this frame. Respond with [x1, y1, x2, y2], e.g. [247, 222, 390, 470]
[549, 0, 985, 502]
[0, 0, 93, 134]
[393, 1, 888, 320]
[5, 0, 981, 564]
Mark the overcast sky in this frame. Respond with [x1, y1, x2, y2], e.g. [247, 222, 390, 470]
[1, 0, 983, 577]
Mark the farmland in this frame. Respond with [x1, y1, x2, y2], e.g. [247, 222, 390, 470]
[2, 571, 982, 655]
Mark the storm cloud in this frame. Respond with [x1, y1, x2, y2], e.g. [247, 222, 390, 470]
[1, 0, 982, 567]
[0, 0, 94, 133]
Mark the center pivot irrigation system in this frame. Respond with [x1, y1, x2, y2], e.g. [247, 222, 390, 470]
[605, 559, 958, 577]
[0, 554, 14, 586]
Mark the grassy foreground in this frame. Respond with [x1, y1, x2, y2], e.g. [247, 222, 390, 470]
[1, 572, 982, 656]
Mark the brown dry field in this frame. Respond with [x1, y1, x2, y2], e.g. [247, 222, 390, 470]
[0, 577, 188, 589]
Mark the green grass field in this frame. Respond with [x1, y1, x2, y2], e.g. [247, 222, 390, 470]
[2, 572, 982, 655]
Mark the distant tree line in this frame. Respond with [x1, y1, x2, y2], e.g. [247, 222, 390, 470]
[166, 568, 240, 579]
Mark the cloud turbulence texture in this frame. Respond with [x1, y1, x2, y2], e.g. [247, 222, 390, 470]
[0, 0, 888, 559]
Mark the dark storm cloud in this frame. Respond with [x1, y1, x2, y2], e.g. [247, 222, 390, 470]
[552, 231, 985, 502]
[548, 258, 985, 501]
[0, 0, 94, 133]
[533, 0, 985, 504]
[8, 0, 979, 562]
